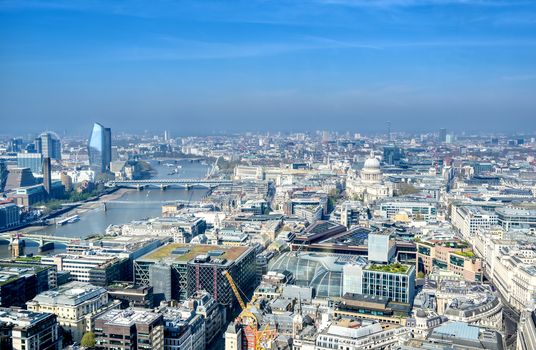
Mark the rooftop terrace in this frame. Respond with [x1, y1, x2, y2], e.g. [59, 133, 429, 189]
[366, 263, 410, 274]
[140, 243, 248, 262]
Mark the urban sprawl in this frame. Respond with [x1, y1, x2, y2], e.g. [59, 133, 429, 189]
[0, 125, 535, 350]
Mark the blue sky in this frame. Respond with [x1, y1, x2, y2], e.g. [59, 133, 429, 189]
[1, 0, 536, 135]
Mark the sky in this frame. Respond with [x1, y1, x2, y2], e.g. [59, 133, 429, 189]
[1, 0, 536, 136]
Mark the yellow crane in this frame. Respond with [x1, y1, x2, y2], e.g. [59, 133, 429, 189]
[222, 271, 277, 350]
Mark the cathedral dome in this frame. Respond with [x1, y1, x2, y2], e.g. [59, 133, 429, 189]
[363, 156, 380, 170]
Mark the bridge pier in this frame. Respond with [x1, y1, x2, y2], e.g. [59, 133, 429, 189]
[160, 184, 168, 191]
[9, 236, 25, 257]
[38, 241, 55, 253]
[136, 184, 145, 191]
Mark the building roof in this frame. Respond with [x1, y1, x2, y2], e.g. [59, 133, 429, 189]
[0, 308, 54, 328]
[97, 308, 161, 327]
[29, 281, 106, 306]
[139, 243, 249, 263]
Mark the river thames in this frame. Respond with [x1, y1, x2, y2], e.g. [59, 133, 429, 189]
[0, 159, 210, 258]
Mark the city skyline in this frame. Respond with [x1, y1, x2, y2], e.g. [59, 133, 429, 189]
[2, 0, 536, 134]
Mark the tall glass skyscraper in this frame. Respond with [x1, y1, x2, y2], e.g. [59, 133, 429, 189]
[88, 123, 112, 174]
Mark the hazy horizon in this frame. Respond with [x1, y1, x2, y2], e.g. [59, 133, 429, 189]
[1, 0, 536, 134]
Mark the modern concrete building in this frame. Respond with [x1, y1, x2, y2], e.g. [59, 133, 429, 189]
[368, 231, 395, 263]
[379, 199, 438, 222]
[416, 239, 482, 282]
[361, 263, 416, 304]
[40, 253, 128, 286]
[94, 308, 164, 350]
[158, 304, 205, 350]
[17, 152, 43, 174]
[134, 243, 256, 308]
[0, 262, 57, 307]
[451, 205, 498, 243]
[0, 308, 62, 350]
[496, 207, 536, 233]
[0, 202, 20, 230]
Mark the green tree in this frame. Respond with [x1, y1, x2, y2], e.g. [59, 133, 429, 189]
[81, 331, 96, 348]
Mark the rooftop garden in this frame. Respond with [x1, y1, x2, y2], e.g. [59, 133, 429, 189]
[453, 250, 475, 258]
[367, 263, 409, 274]
[142, 243, 247, 262]
[14, 256, 42, 263]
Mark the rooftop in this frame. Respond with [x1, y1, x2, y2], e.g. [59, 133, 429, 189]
[0, 263, 51, 286]
[98, 308, 161, 326]
[366, 263, 410, 274]
[0, 308, 53, 328]
[29, 281, 107, 306]
[139, 243, 249, 263]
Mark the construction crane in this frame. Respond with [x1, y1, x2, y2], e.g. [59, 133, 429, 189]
[222, 270, 247, 311]
[222, 271, 277, 350]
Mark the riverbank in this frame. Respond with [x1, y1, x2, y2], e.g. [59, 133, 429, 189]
[17, 188, 134, 235]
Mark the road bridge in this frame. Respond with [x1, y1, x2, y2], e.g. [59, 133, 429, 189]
[0, 233, 78, 254]
[106, 178, 233, 190]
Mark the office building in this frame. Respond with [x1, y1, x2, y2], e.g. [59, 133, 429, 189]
[518, 310, 536, 350]
[225, 322, 243, 350]
[379, 199, 437, 222]
[0, 308, 62, 350]
[342, 262, 365, 296]
[27, 281, 120, 342]
[94, 308, 164, 350]
[0, 160, 7, 191]
[434, 280, 502, 330]
[361, 263, 416, 304]
[439, 128, 447, 143]
[186, 291, 227, 347]
[315, 318, 410, 350]
[158, 304, 205, 350]
[0, 202, 20, 230]
[40, 253, 128, 286]
[121, 216, 206, 243]
[35, 132, 61, 160]
[416, 239, 482, 282]
[7, 137, 24, 152]
[340, 260, 416, 304]
[0, 263, 57, 307]
[334, 201, 368, 228]
[368, 231, 395, 263]
[451, 205, 498, 242]
[107, 284, 154, 309]
[383, 146, 403, 165]
[335, 293, 412, 325]
[496, 207, 536, 232]
[134, 243, 256, 308]
[426, 321, 505, 350]
[88, 122, 112, 174]
[17, 152, 43, 173]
